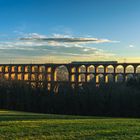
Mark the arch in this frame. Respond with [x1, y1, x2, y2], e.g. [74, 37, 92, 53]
[87, 74, 95, 82]
[71, 67, 76, 73]
[96, 65, 104, 73]
[136, 65, 140, 73]
[38, 74, 44, 81]
[11, 73, 16, 80]
[47, 83, 51, 90]
[47, 74, 51, 81]
[106, 65, 114, 73]
[38, 82, 44, 88]
[4, 74, 9, 80]
[0, 66, 4, 72]
[87, 65, 95, 73]
[125, 65, 134, 73]
[115, 65, 124, 73]
[17, 74, 22, 80]
[31, 82, 36, 88]
[115, 74, 124, 82]
[18, 66, 22, 72]
[24, 66, 31, 72]
[17, 66, 24, 72]
[105, 74, 114, 83]
[31, 74, 36, 81]
[0, 66, 2, 72]
[125, 74, 134, 81]
[47, 67, 52, 73]
[54, 65, 69, 81]
[78, 74, 86, 82]
[11, 66, 17, 72]
[96, 74, 104, 83]
[5, 66, 10, 72]
[39, 66, 45, 72]
[71, 74, 75, 82]
[0, 73, 4, 79]
[24, 74, 29, 81]
[78, 65, 86, 73]
[32, 66, 38, 72]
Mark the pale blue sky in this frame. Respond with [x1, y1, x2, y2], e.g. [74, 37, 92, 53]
[0, 0, 140, 63]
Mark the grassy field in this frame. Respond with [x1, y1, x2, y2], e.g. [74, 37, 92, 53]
[0, 111, 140, 140]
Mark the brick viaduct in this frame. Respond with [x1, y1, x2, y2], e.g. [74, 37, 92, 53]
[0, 61, 140, 90]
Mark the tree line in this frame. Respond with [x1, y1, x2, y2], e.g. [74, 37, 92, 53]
[0, 78, 140, 117]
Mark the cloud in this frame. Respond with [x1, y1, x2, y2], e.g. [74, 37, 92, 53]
[0, 33, 117, 63]
[129, 44, 134, 48]
[20, 33, 118, 44]
[24, 33, 47, 38]
[0, 40, 114, 57]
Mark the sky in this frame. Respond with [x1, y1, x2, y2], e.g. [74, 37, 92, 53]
[0, 0, 140, 63]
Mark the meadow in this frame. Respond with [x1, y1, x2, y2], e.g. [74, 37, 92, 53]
[0, 110, 140, 140]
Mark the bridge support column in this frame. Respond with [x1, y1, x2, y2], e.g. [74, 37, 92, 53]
[50, 67, 55, 92]
[134, 66, 137, 74]
[74, 67, 79, 89]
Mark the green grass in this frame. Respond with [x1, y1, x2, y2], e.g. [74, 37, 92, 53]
[0, 110, 140, 140]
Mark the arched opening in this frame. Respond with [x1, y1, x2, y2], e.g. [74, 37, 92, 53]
[5, 66, 10, 72]
[24, 74, 29, 81]
[96, 74, 104, 83]
[125, 65, 134, 73]
[47, 67, 51, 73]
[25, 66, 31, 72]
[0, 66, 4, 72]
[96, 65, 104, 73]
[71, 67, 76, 73]
[24, 66, 28, 72]
[39, 66, 45, 72]
[115, 65, 124, 73]
[105, 74, 114, 83]
[71, 74, 75, 82]
[4, 74, 9, 80]
[38, 82, 44, 88]
[31, 74, 36, 81]
[47, 83, 51, 90]
[78, 74, 86, 82]
[0, 74, 4, 79]
[11, 66, 17, 72]
[78, 65, 86, 73]
[136, 65, 140, 73]
[106, 65, 114, 73]
[115, 74, 124, 82]
[18, 66, 22, 72]
[11, 73, 16, 80]
[87, 65, 95, 73]
[47, 74, 51, 81]
[54, 65, 69, 81]
[125, 74, 134, 81]
[32, 66, 38, 72]
[17, 74, 22, 80]
[87, 74, 95, 82]
[38, 74, 44, 81]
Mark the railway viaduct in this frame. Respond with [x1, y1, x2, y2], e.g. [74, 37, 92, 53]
[0, 61, 140, 90]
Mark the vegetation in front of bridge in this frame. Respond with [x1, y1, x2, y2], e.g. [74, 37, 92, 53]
[1, 110, 140, 140]
[0, 78, 140, 117]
